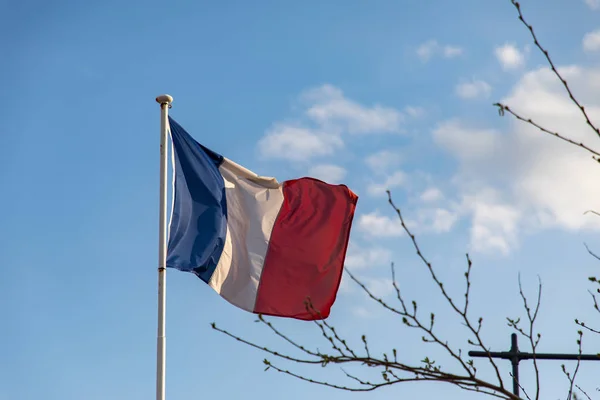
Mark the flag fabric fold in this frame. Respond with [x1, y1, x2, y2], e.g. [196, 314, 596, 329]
[166, 117, 358, 320]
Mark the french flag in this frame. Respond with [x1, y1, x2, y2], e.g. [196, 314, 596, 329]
[166, 117, 358, 320]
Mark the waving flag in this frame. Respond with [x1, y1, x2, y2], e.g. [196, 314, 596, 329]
[166, 117, 358, 320]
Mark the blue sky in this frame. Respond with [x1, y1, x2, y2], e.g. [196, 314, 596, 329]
[3, 0, 600, 399]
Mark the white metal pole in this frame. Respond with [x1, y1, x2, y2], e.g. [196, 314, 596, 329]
[155, 94, 173, 400]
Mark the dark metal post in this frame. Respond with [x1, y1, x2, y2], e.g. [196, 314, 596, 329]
[468, 333, 600, 398]
[510, 333, 520, 396]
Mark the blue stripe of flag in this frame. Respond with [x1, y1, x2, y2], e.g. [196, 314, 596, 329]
[166, 117, 228, 284]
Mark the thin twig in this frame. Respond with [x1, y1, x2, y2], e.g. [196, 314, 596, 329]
[211, 322, 324, 365]
[387, 190, 505, 389]
[494, 103, 600, 160]
[508, 0, 600, 139]
[510, 372, 533, 400]
[346, 268, 475, 377]
[583, 210, 600, 218]
[583, 243, 600, 262]
[506, 275, 542, 400]
[575, 384, 592, 400]
[562, 331, 584, 400]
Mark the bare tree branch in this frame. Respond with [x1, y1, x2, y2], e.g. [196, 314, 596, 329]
[506, 275, 542, 400]
[208, 2, 600, 398]
[210, 187, 535, 400]
[386, 190, 506, 389]
[493, 103, 600, 160]
[575, 384, 593, 400]
[510, 374, 533, 400]
[583, 210, 600, 218]
[507, 0, 600, 139]
[583, 243, 600, 262]
[562, 331, 584, 400]
[213, 315, 522, 398]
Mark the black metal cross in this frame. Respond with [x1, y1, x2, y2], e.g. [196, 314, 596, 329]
[468, 333, 600, 397]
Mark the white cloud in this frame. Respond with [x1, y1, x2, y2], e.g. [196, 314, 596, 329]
[404, 106, 425, 118]
[417, 40, 438, 61]
[340, 245, 395, 304]
[455, 79, 492, 99]
[358, 211, 404, 237]
[420, 187, 443, 203]
[338, 273, 353, 294]
[308, 164, 346, 184]
[443, 46, 464, 58]
[367, 171, 406, 196]
[417, 40, 463, 61]
[365, 150, 402, 173]
[433, 65, 600, 253]
[302, 85, 402, 134]
[411, 206, 459, 234]
[584, 0, 600, 9]
[430, 208, 459, 233]
[583, 29, 600, 52]
[257, 85, 407, 162]
[462, 191, 521, 255]
[433, 119, 500, 163]
[345, 244, 393, 270]
[495, 44, 525, 70]
[363, 277, 395, 298]
[258, 124, 342, 161]
[337, 275, 396, 302]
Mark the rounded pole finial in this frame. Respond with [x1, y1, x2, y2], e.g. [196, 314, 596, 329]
[156, 94, 174, 106]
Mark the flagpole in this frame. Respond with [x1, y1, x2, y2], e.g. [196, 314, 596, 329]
[155, 94, 173, 400]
